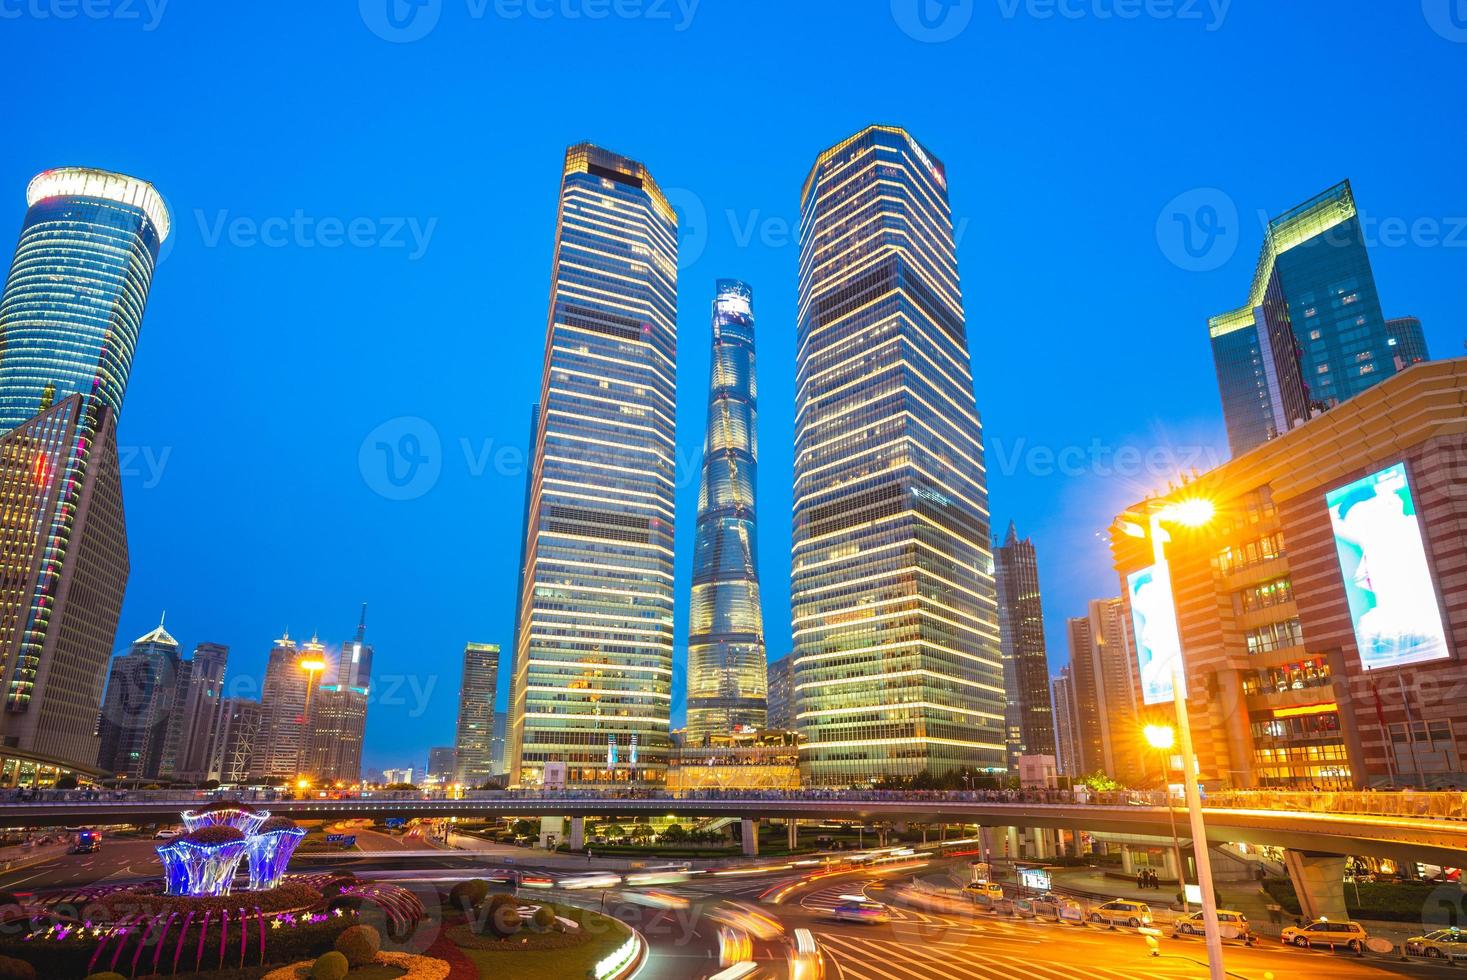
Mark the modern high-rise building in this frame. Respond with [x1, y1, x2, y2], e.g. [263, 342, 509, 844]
[307, 685, 367, 784]
[0, 168, 169, 433]
[160, 642, 229, 780]
[1064, 598, 1146, 784]
[994, 523, 1055, 770]
[97, 620, 181, 780]
[0, 168, 167, 785]
[686, 279, 768, 742]
[508, 144, 678, 788]
[427, 746, 456, 781]
[206, 698, 264, 785]
[335, 604, 373, 692]
[1112, 357, 1467, 790]
[490, 710, 507, 776]
[765, 656, 795, 732]
[1051, 667, 1078, 777]
[0, 392, 127, 783]
[1385, 316, 1429, 370]
[1210, 180, 1401, 456]
[453, 642, 499, 788]
[252, 633, 320, 782]
[791, 125, 1003, 785]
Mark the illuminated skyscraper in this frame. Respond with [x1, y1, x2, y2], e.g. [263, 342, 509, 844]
[0, 168, 169, 433]
[252, 633, 322, 781]
[508, 144, 678, 788]
[97, 620, 181, 780]
[160, 642, 229, 780]
[791, 126, 1003, 785]
[994, 523, 1054, 770]
[1210, 180, 1399, 456]
[1385, 316, 1429, 370]
[0, 168, 165, 783]
[765, 656, 795, 732]
[453, 642, 498, 788]
[686, 279, 767, 742]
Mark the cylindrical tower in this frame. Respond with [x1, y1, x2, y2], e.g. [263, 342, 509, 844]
[686, 279, 768, 742]
[0, 167, 170, 432]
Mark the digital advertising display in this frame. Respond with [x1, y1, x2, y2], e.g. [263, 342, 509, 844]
[1128, 562, 1185, 705]
[1326, 462, 1450, 671]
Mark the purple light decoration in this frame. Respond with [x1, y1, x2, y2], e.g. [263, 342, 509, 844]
[157, 828, 250, 897]
[244, 819, 306, 891]
[181, 801, 271, 836]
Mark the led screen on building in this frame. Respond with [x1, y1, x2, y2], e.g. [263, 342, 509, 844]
[1326, 462, 1449, 671]
[1128, 563, 1185, 705]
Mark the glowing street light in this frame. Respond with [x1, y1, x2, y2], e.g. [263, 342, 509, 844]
[1143, 725, 1176, 751]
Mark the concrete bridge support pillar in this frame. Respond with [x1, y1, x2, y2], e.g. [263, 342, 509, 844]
[741, 818, 760, 857]
[569, 816, 584, 851]
[1161, 844, 1180, 883]
[787, 820, 798, 850]
[1120, 843, 1137, 875]
[1284, 850, 1349, 922]
[1004, 826, 1020, 860]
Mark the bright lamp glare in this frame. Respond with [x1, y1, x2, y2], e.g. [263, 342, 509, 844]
[1162, 499, 1215, 528]
[1143, 724, 1176, 750]
[300, 658, 326, 673]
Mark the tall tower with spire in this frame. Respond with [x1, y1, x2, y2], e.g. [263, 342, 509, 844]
[994, 522, 1055, 767]
[685, 280, 768, 742]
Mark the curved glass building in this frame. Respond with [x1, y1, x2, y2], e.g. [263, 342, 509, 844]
[686, 280, 768, 742]
[791, 126, 1004, 785]
[0, 167, 170, 432]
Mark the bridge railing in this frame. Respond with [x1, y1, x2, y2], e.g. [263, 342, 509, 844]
[1200, 789, 1467, 820]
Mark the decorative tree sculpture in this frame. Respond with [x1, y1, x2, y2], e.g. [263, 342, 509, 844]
[157, 826, 250, 897]
[244, 816, 307, 891]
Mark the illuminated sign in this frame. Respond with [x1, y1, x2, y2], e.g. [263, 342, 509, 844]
[907, 137, 947, 190]
[1128, 563, 1185, 705]
[1326, 463, 1449, 671]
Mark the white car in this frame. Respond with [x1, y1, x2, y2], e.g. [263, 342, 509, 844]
[559, 872, 620, 890]
[153, 828, 181, 840]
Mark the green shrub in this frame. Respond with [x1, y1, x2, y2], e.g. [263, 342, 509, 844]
[334, 923, 381, 966]
[532, 904, 557, 931]
[0, 957, 33, 980]
[450, 877, 490, 910]
[484, 892, 522, 938]
[311, 950, 349, 980]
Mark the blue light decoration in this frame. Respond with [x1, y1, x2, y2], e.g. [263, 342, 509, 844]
[244, 817, 306, 891]
[157, 826, 250, 897]
[181, 800, 271, 836]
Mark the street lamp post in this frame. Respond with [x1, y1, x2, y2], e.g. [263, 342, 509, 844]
[1143, 725, 1188, 915]
[1124, 500, 1224, 980]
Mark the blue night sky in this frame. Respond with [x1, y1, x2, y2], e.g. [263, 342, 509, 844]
[2, 2, 1462, 773]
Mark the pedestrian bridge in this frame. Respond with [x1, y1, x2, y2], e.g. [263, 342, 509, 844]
[1, 793, 1462, 865]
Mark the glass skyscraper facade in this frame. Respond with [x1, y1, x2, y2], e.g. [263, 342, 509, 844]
[791, 125, 1004, 786]
[686, 279, 768, 742]
[994, 522, 1054, 770]
[508, 144, 678, 788]
[1210, 180, 1399, 456]
[453, 642, 498, 788]
[1385, 316, 1429, 369]
[0, 168, 169, 433]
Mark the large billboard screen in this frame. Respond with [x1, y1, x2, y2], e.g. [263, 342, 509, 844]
[1128, 562, 1184, 705]
[1326, 462, 1450, 671]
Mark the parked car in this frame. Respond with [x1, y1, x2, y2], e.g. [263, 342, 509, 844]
[964, 881, 1005, 901]
[1174, 910, 1249, 939]
[1281, 919, 1368, 952]
[153, 828, 181, 840]
[1405, 928, 1467, 960]
[1087, 900, 1152, 928]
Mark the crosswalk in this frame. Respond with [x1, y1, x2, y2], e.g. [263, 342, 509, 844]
[799, 883, 921, 923]
[815, 932, 1201, 980]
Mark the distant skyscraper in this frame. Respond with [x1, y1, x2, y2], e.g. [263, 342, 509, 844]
[336, 603, 373, 692]
[1385, 316, 1429, 370]
[791, 125, 1003, 785]
[508, 144, 678, 789]
[0, 168, 166, 784]
[765, 657, 795, 732]
[206, 697, 263, 784]
[686, 280, 768, 742]
[1065, 598, 1143, 782]
[253, 633, 320, 781]
[0, 392, 127, 779]
[160, 642, 229, 780]
[1210, 180, 1399, 456]
[0, 168, 169, 432]
[453, 642, 499, 788]
[1051, 668, 1078, 778]
[994, 523, 1055, 771]
[427, 746, 456, 781]
[490, 710, 507, 775]
[97, 620, 182, 780]
[308, 685, 367, 784]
